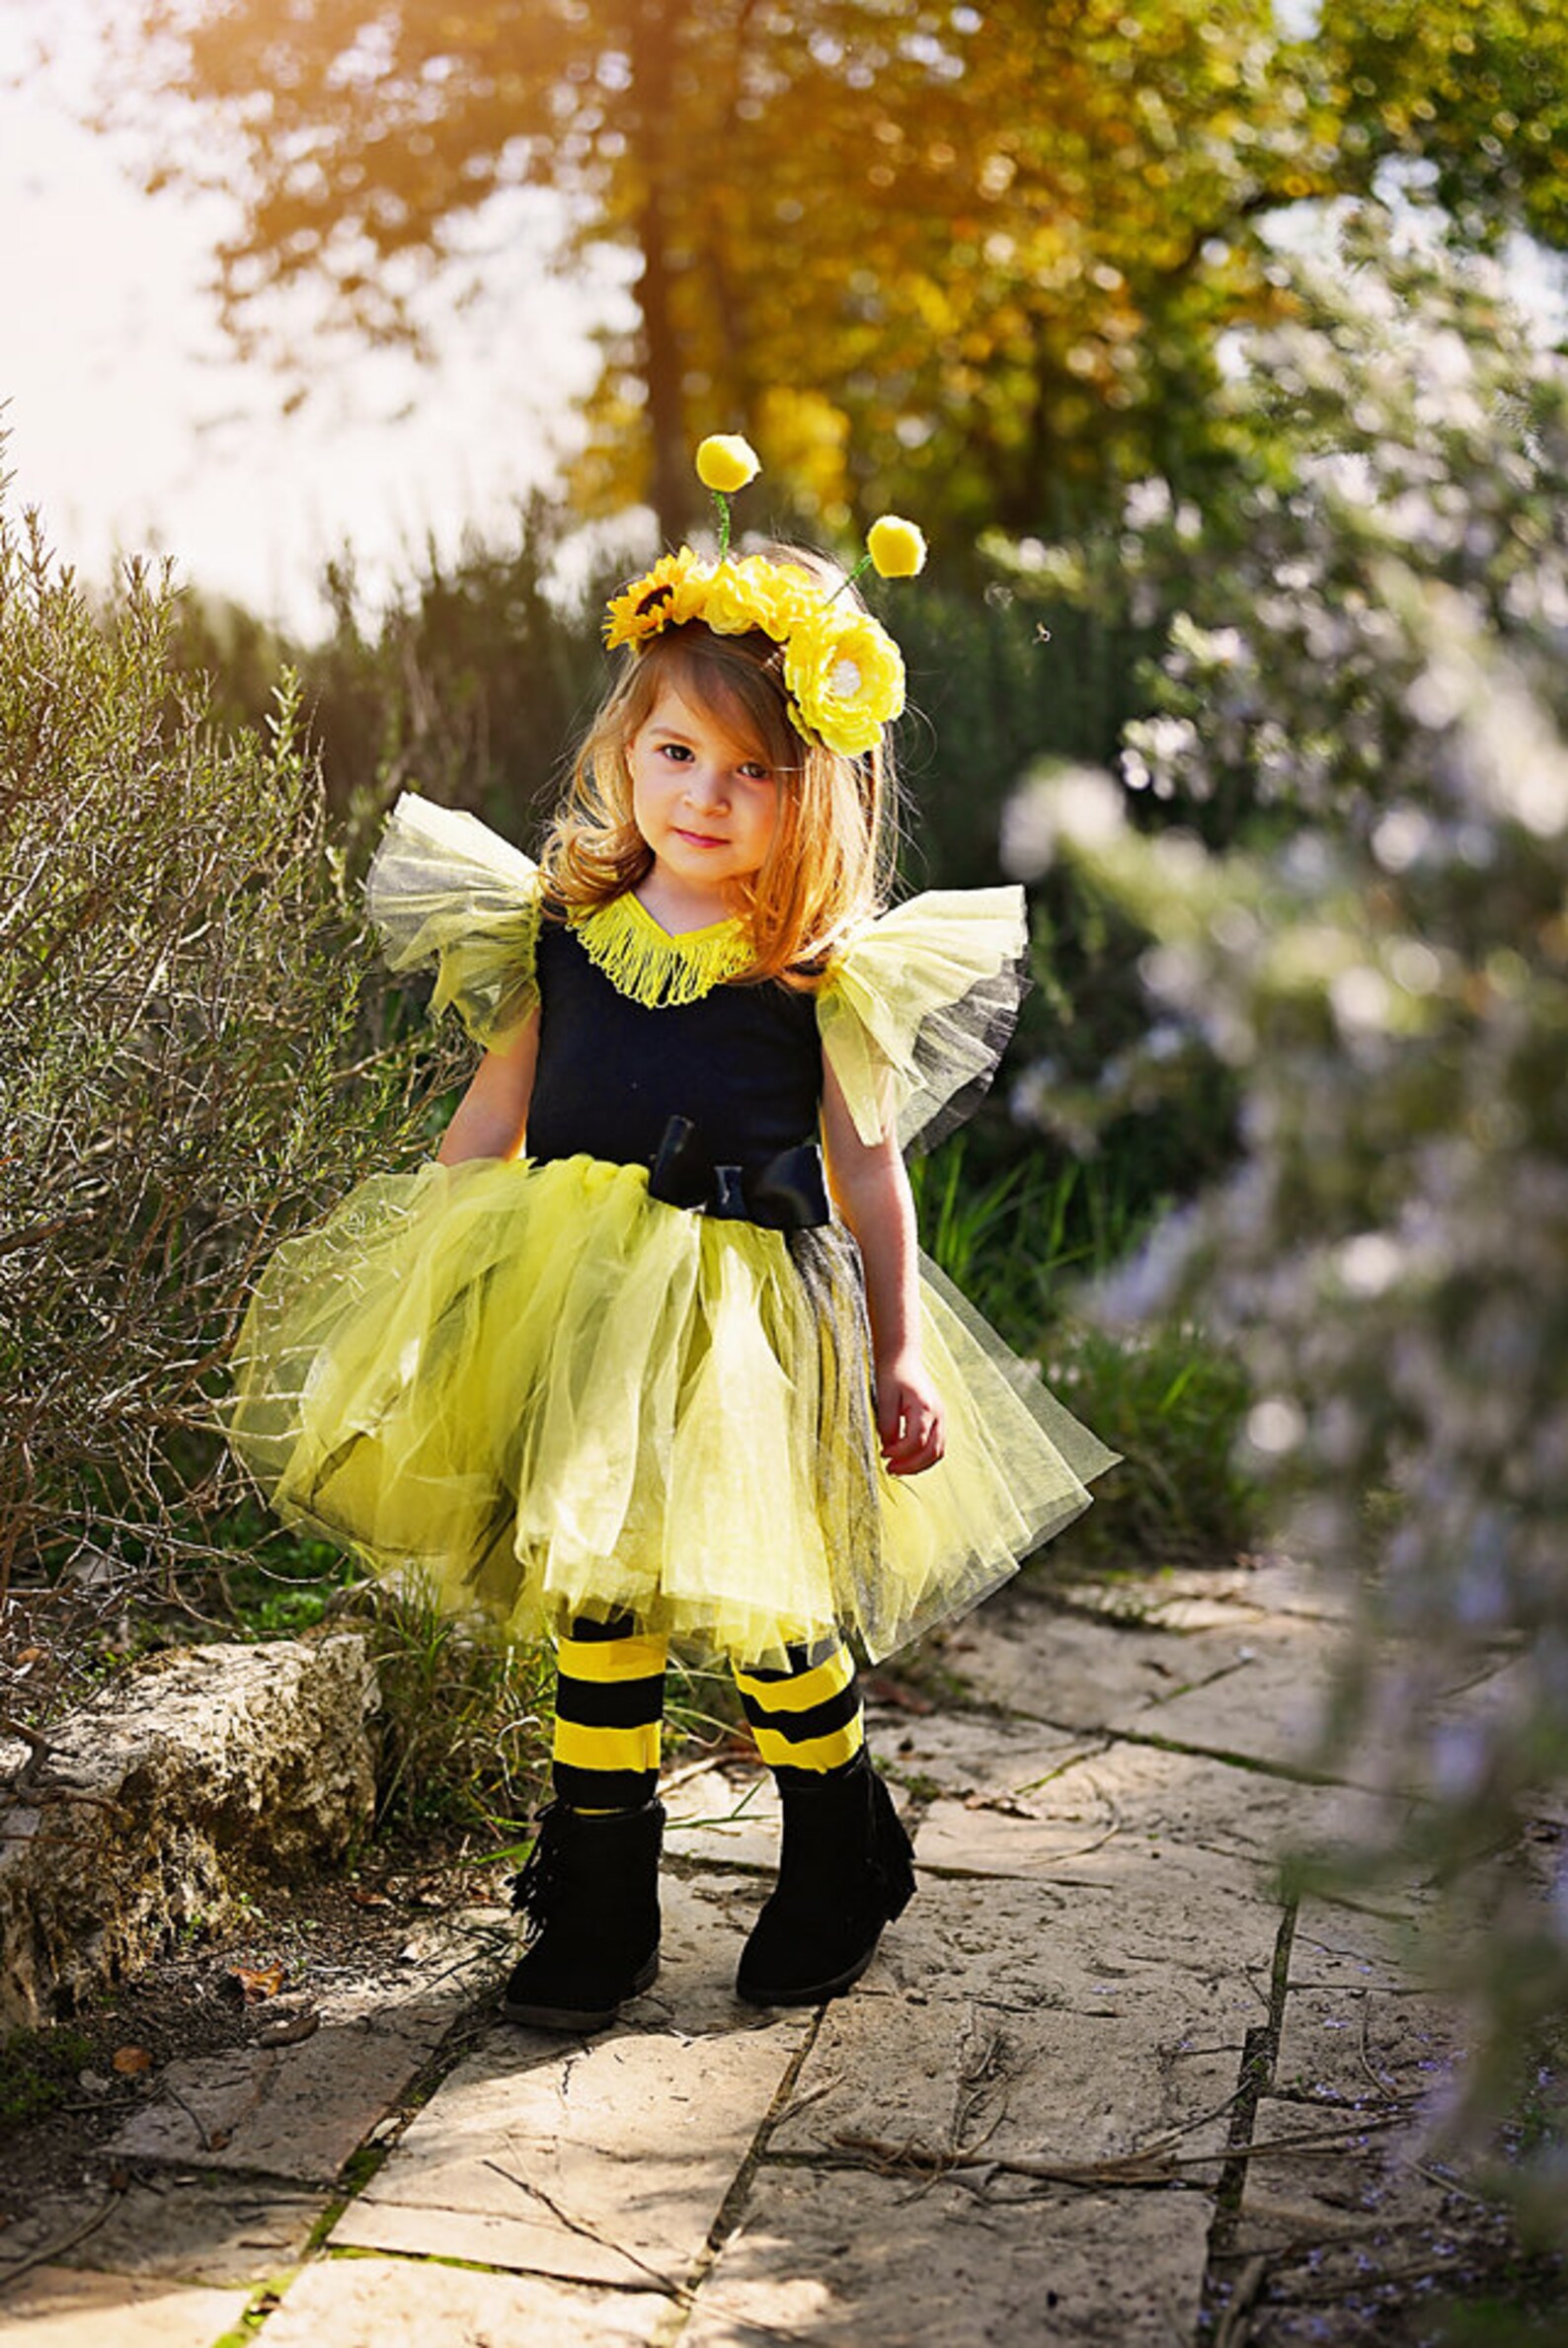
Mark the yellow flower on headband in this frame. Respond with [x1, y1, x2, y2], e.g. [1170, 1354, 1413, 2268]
[867, 515, 928, 580]
[699, 555, 814, 640]
[784, 606, 905, 757]
[603, 546, 711, 650]
[695, 435, 761, 495]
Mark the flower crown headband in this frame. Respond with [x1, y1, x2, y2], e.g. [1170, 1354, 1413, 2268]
[603, 436, 926, 759]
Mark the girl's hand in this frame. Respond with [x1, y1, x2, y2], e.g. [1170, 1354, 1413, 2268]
[876, 1351, 946, 1476]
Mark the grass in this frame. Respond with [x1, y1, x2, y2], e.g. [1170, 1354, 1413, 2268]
[207, 1504, 365, 1638]
[354, 1572, 556, 1845]
[1038, 1315, 1258, 1570]
[910, 1136, 1145, 1352]
[0, 2027, 95, 2130]
[1436, 2272, 1568, 2347]
[912, 1134, 1263, 1572]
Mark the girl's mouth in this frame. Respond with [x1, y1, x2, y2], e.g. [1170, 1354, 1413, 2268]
[674, 828, 727, 847]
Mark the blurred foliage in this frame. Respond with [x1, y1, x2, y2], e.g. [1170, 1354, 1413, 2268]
[0, 485, 462, 1734]
[98, 0, 1568, 542]
[1004, 225, 1568, 2215]
[1327, 0, 1568, 252]
[896, 587, 1145, 888]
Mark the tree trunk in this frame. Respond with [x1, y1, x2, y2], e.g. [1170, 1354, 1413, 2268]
[630, 0, 689, 544]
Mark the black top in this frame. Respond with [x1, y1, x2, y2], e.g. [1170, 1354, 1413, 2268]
[527, 920, 829, 1228]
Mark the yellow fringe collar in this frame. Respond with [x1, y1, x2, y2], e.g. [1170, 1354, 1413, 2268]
[572, 892, 751, 1008]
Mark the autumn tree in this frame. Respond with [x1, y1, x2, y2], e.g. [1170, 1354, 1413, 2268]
[1324, 0, 1568, 250]
[96, 0, 1568, 541]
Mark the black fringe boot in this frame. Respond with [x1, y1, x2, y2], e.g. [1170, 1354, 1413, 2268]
[737, 1752, 916, 2006]
[501, 1798, 665, 2030]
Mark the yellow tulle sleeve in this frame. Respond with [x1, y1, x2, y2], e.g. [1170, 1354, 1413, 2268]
[364, 791, 544, 1050]
[817, 889, 1030, 1150]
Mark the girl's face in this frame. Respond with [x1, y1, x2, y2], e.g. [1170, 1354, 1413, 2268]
[628, 679, 781, 914]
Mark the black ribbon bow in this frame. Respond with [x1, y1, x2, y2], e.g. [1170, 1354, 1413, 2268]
[648, 1115, 829, 1231]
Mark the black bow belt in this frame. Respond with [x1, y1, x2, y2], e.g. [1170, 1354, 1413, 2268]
[648, 1116, 829, 1231]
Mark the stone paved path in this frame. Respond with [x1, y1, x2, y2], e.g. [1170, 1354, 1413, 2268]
[0, 1558, 1517, 2346]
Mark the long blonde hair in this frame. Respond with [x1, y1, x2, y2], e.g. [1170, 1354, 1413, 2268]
[541, 548, 900, 981]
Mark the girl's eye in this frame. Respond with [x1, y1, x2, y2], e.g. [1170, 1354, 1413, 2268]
[739, 761, 772, 782]
[657, 742, 692, 761]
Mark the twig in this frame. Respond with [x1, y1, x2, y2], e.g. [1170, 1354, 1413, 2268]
[482, 2156, 695, 2306]
[0, 2182, 126, 2292]
[659, 1753, 740, 1793]
[1357, 1999, 1402, 2102]
[0, 1713, 52, 1795]
[1214, 2253, 1269, 2348]
[1405, 2157, 1491, 2207]
[827, 2106, 1412, 2193]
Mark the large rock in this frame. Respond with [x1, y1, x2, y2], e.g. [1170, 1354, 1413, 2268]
[0, 1633, 378, 2027]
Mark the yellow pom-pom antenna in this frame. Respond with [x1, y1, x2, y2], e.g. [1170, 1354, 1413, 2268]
[867, 515, 928, 580]
[695, 434, 761, 558]
[695, 434, 761, 495]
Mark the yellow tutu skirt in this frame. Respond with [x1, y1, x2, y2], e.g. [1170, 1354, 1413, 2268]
[227, 1153, 1117, 1670]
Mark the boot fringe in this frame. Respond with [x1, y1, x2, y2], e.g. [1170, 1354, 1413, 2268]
[509, 1802, 568, 1941]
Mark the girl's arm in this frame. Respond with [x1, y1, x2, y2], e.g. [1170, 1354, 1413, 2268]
[820, 1059, 945, 1476]
[436, 1011, 540, 1166]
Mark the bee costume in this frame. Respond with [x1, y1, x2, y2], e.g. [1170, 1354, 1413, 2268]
[226, 437, 1118, 2026]
[230, 789, 1115, 1666]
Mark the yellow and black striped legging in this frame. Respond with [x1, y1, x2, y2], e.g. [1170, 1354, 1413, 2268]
[554, 1615, 863, 1810]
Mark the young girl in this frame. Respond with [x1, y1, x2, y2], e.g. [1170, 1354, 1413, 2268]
[228, 440, 1116, 2032]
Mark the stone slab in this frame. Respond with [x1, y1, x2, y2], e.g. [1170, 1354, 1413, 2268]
[917, 1793, 1137, 1876]
[939, 1590, 1212, 1729]
[662, 1764, 780, 1872]
[874, 1867, 1276, 2058]
[681, 2163, 1213, 2347]
[1103, 1620, 1344, 1774]
[770, 1991, 1236, 2170]
[943, 1586, 1349, 1781]
[0, 2263, 249, 2348]
[1273, 1982, 1461, 2115]
[1042, 1561, 1300, 1632]
[109, 1914, 510, 2180]
[618, 1869, 786, 2035]
[933, 1737, 1395, 1879]
[330, 1878, 807, 2287]
[1108, 1556, 1354, 1627]
[109, 2017, 442, 2182]
[869, 1709, 1100, 1804]
[1285, 1895, 1442, 1997]
[258, 2254, 668, 2348]
[332, 2009, 806, 2286]
[1210, 1555, 1356, 1623]
[1222, 1881, 1478, 2306]
[1229, 2074, 1481, 2327]
[0, 2180, 324, 2288]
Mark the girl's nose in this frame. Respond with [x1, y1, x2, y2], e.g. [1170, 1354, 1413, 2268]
[684, 765, 729, 809]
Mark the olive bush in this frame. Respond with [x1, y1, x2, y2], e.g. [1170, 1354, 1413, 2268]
[1001, 226, 1568, 2214]
[0, 488, 458, 1735]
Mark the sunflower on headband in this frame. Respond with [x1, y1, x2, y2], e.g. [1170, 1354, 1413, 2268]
[602, 438, 927, 758]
